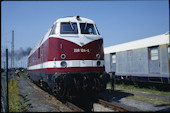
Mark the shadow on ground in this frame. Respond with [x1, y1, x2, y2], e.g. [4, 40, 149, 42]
[98, 89, 134, 103]
[158, 107, 170, 112]
[155, 104, 170, 112]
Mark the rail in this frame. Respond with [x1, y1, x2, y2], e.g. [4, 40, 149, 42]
[66, 101, 84, 112]
[98, 99, 130, 112]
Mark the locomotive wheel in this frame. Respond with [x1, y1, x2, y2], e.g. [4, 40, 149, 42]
[56, 82, 66, 98]
[42, 82, 51, 93]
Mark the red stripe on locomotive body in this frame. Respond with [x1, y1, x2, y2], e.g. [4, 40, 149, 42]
[28, 37, 104, 67]
[28, 36, 105, 73]
[28, 67, 105, 73]
[48, 37, 104, 61]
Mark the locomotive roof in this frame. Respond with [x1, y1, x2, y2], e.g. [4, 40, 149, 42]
[56, 16, 95, 23]
[104, 32, 170, 54]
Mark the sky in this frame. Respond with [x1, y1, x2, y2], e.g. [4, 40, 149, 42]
[1, 0, 169, 68]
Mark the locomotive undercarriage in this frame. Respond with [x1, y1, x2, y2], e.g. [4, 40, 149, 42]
[53, 72, 110, 99]
[28, 71, 110, 99]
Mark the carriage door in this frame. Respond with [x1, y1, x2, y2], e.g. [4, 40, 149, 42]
[40, 46, 44, 69]
[149, 46, 160, 73]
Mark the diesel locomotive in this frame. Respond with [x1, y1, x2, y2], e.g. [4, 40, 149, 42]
[27, 16, 110, 99]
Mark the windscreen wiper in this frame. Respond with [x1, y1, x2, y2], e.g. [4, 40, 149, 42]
[84, 22, 87, 31]
[69, 21, 74, 31]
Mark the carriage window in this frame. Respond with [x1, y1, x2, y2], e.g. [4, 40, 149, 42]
[34, 52, 36, 61]
[60, 22, 78, 34]
[80, 23, 97, 35]
[168, 45, 170, 59]
[111, 53, 116, 63]
[31, 56, 33, 63]
[150, 47, 158, 60]
[38, 48, 40, 58]
[29, 57, 31, 63]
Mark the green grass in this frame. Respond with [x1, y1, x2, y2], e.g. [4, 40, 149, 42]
[8, 76, 33, 112]
[115, 83, 170, 96]
[106, 82, 112, 88]
[20, 71, 28, 80]
[9, 76, 23, 112]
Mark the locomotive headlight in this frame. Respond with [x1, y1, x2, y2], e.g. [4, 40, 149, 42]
[96, 54, 100, 59]
[61, 54, 66, 59]
[61, 61, 67, 68]
[97, 60, 101, 66]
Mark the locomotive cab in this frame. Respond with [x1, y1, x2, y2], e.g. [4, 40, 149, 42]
[50, 16, 100, 35]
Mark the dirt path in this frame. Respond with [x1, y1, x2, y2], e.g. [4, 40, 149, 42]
[18, 77, 72, 112]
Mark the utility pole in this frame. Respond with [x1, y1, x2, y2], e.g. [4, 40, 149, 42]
[4, 61, 5, 70]
[11, 32, 12, 68]
[11, 30, 14, 69]
[6, 48, 9, 112]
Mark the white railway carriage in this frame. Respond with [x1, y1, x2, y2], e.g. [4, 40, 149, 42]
[104, 32, 170, 84]
[27, 16, 110, 98]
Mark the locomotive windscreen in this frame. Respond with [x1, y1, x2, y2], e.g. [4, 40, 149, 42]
[80, 23, 97, 35]
[60, 22, 78, 34]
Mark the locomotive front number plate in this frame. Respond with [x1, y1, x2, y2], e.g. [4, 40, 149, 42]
[74, 48, 90, 53]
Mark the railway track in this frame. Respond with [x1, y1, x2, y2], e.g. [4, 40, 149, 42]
[27, 77, 133, 112]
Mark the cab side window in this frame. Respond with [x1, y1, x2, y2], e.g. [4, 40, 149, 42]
[49, 24, 56, 35]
